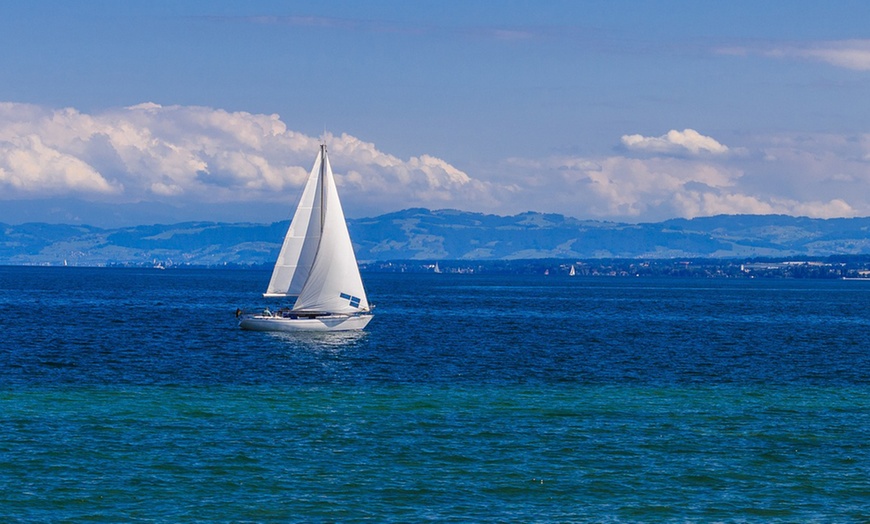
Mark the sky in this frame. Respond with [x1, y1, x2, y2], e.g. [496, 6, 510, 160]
[2, 1, 870, 226]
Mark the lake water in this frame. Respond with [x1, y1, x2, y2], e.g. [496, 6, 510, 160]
[1, 267, 868, 522]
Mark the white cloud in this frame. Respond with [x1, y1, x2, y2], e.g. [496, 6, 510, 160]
[672, 192, 854, 219]
[621, 129, 729, 155]
[719, 39, 870, 71]
[797, 41, 870, 71]
[488, 130, 869, 221]
[0, 102, 495, 214]
[505, 154, 747, 219]
[0, 133, 119, 194]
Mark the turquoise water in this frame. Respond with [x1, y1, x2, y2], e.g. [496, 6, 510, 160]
[1, 268, 869, 521]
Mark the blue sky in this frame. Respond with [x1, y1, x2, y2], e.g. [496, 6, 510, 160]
[2, 1, 870, 225]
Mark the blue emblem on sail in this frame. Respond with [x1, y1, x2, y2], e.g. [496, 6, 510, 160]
[340, 292, 362, 308]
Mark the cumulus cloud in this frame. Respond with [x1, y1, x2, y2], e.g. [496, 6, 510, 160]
[491, 129, 870, 221]
[719, 39, 870, 71]
[621, 129, 729, 156]
[0, 134, 119, 194]
[499, 154, 749, 219]
[0, 102, 494, 215]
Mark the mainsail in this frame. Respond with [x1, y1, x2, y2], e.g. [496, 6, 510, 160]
[264, 145, 369, 314]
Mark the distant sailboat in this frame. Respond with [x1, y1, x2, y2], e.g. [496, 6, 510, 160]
[569, 265, 576, 276]
[239, 145, 373, 332]
[434, 262, 442, 274]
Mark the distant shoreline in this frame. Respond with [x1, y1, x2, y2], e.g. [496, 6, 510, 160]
[5, 255, 870, 279]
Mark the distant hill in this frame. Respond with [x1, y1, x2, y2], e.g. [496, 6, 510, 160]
[3, 209, 870, 266]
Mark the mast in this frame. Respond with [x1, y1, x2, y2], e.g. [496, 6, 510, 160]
[320, 144, 327, 231]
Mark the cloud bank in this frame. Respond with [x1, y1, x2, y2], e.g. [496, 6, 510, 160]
[0, 102, 493, 216]
[492, 128, 865, 221]
[520, 128, 865, 220]
[0, 103, 868, 222]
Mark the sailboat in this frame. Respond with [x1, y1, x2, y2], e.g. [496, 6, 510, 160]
[569, 265, 576, 276]
[239, 145, 373, 332]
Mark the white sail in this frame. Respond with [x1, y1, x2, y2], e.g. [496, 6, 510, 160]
[292, 151, 369, 313]
[264, 152, 325, 297]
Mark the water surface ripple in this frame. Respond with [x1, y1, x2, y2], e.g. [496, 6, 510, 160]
[1, 268, 868, 521]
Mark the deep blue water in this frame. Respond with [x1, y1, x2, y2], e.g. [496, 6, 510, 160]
[1, 267, 868, 521]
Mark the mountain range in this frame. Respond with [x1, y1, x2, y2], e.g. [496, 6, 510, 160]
[3, 208, 870, 266]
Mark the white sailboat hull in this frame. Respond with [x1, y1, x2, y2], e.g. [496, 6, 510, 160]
[239, 312, 373, 332]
